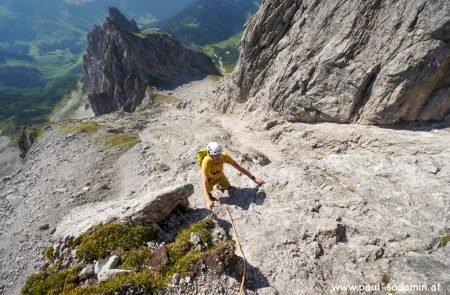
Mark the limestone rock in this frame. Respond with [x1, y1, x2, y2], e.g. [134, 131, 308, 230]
[94, 259, 107, 275]
[79, 264, 95, 278]
[171, 273, 180, 285]
[226, 0, 450, 125]
[145, 245, 169, 271]
[53, 183, 194, 240]
[97, 269, 131, 283]
[103, 256, 120, 271]
[189, 232, 202, 246]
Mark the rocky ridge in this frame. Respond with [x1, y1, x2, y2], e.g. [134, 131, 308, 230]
[84, 7, 219, 115]
[226, 0, 450, 125]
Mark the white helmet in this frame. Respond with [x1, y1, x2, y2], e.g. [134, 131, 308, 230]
[207, 142, 222, 156]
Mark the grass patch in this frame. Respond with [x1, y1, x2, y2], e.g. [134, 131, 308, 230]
[209, 75, 222, 82]
[166, 218, 214, 262]
[146, 87, 180, 106]
[0, 74, 80, 134]
[36, 127, 44, 139]
[381, 273, 390, 285]
[223, 63, 236, 74]
[202, 32, 241, 73]
[21, 265, 82, 295]
[165, 240, 234, 280]
[23, 218, 231, 294]
[58, 121, 99, 135]
[72, 223, 155, 262]
[44, 246, 55, 262]
[152, 93, 180, 105]
[70, 269, 160, 294]
[119, 246, 153, 270]
[440, 235, 450, 247]
[104, 133, 140, 151]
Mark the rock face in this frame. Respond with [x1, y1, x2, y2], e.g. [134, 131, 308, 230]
[84, 7, 219, 115]
[227, 0, 450, 124]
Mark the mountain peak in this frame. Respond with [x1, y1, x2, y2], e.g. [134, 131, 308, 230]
[84, 8, 219, 115]
[107, 7, 139, 33]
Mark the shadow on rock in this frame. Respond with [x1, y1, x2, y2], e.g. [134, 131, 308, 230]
[213, 215, 271, 291]
[219, 185, 266, 210]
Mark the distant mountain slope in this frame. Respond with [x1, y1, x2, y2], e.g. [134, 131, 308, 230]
[0, 0, 195, 43]
[0, 0, 195, 130]
[160, 0, 260, 45]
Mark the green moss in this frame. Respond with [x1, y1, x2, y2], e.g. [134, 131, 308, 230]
[209, 75, 222, 82]
[23, 218, 231, 294]
[223, 63, 236, 74]
[104, 133, 140, 151]
[58, 121, 98, 135]
[36, 127, 44, 138]
[69, 269, 160, 294]
[44, 246, 55, 262]
[166, 240, 234, 279]
[21, 265, 82, 295]
[167, 217, 214, 261]
[440, 235, 450, 247]
[143, 87, 181, 107]
[165, 250, 202, 279]
[73, 223, 154, 262]
[381, 273, 390, 285]
[120, 246, 153, 270]
[152, 93, 180, 105]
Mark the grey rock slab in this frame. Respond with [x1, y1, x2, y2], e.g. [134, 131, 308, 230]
[53, 183, 194, 240]
[171, 273, 180, 285]
[97, 269, 131, 283]
[103, 256, 120, 271]
[79, 264, 95, 278]
[94, 258, 107, 275]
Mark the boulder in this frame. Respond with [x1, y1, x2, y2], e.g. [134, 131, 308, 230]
[97, 269, 131, 283]
[53, 183, 194, 240]
[79, 264, 95, 278]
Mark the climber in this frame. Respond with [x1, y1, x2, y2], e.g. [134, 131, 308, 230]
[199, 142, 265, 210]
